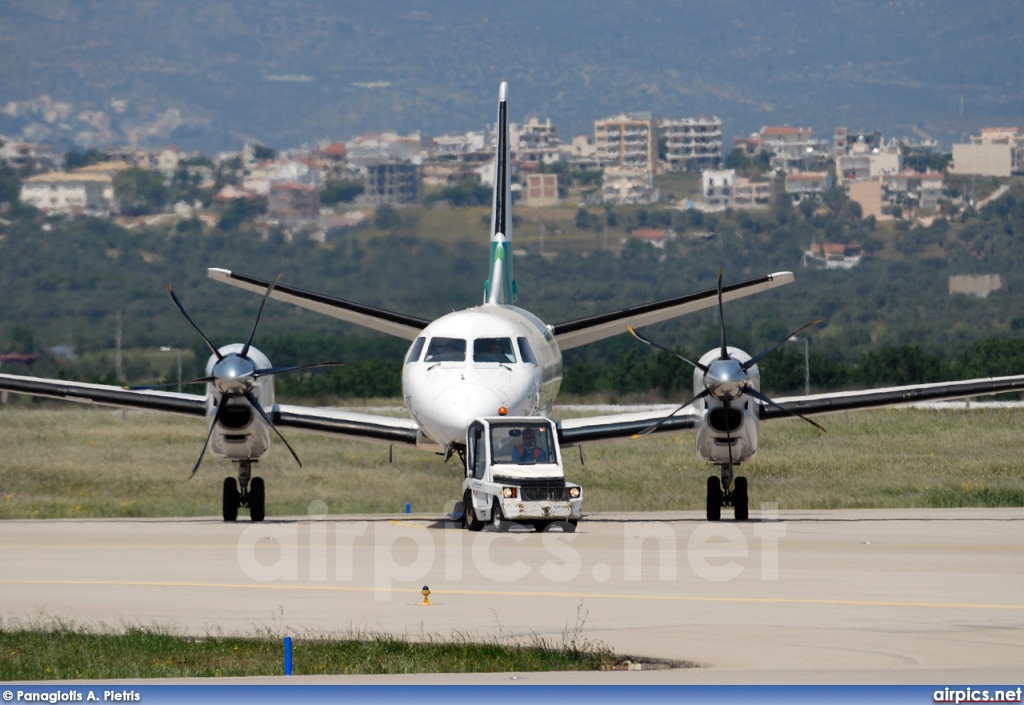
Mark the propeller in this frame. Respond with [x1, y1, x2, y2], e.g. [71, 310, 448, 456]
[629, 268, 826, 436]
[134, 275, 346, 477]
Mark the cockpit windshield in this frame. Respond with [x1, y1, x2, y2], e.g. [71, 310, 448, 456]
[490, 422, 556, 465]
[424, 337, 466, 363]
[473, 337, 516, 364]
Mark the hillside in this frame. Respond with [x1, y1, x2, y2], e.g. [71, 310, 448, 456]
[0, 1, 1020, 152]
[2, 182, 1023, 397]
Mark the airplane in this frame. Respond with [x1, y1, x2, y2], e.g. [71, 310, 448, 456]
[4, 82, 1024, 523]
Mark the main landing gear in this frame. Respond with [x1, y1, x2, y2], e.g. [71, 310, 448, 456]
[706, 463, 748, 522]
[223, 459, 266, 522]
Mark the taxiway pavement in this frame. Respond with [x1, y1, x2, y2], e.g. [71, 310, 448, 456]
[2, 508, 1022, 683]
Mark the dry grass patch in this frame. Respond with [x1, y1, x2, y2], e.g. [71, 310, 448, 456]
[1, 405, 1022, 519]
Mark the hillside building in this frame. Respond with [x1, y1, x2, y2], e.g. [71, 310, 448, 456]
[702, 169, 773, 210]
[20, 171, 116, 215]
[950, 127, 1024, 177]
[515, 117, 562, 165]
[736, 126, 829, 173]
[602, 166, 657, 205]
[362, 161, 419, 205]
[784, 171, 833, 201]
[882, 170, 944, 213]
[660, 116, 723, 171]
[268, 182, 320, 222]
[522, 173, 561, 207]
[595, 113, 657, 173]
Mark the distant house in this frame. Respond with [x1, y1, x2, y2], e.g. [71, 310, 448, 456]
[20, 171, 116, 215]
[882, 171, 944, 213]
[268, 182, 320, 222]
[602, 166, 657, 205]
[803, 243, 862, 270]
[701, 168, 773, 210]
[522, 173, 560, 207]
[784, 171, 833, 201]
[950, 127, 1024, 177]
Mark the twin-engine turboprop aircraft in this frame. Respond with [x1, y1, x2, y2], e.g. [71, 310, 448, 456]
[3, 82, 1024, 522]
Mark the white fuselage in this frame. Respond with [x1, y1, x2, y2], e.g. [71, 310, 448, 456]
[402, 304, 562, 448]
[204, 344, 275, 461]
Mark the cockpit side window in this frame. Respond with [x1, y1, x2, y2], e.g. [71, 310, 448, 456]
[424, 337, 466, 363]
[473, 337, 516, 363]
[405, 337, 426, 363]
[516, 337, 538, 366]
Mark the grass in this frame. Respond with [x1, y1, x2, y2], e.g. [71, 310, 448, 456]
[1, 403, 1023, 519]
[0, 616, 617, 679]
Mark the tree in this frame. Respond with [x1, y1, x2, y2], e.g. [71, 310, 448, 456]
[64, 148, 109, 171]
[114, 168, 169, 215]
[321, 179, 365, 205]
[252, 144, 276, 161]
[374, 204, 402, 230]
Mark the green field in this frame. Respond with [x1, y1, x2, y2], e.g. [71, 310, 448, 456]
[1, 404, 1021, 519]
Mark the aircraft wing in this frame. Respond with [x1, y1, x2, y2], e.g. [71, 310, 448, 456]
[557, 405, 699, 446]
[0, 373, 206, 416]
[272, 403, 422, 446]
[550, 271, 794, 350]
[761, 374, 1024, 420]
[207, 268, 430, 341]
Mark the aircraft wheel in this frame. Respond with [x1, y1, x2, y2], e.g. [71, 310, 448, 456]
[222, 477, 239, 522]
[491, 500, 509, 532]
[706, 476, 722, 522]
[249, 477, 266, 522]
[463, 491, 483, 532]
[733, 476, 749, 521]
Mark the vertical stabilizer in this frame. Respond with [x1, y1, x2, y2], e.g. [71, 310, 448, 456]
[485, 81, 516, 305]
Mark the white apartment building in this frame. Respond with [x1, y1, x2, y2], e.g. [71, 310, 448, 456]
[515, 117, 562, 165]
[950, 127, 1024, 177]
[603, 166, 657, 205]
[736, 126, 830, 173]
[660, 116, 722, 171]
[784, 171, 833, 201]
[595, 113, 657, 172]
[702, 169, 773, 210]
[21, 171, 115, 215]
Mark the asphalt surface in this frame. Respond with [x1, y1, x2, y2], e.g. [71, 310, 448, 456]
[2, 508, 1022, 684]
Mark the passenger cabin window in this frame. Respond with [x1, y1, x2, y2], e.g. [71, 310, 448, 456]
[490, 423, 556, 465]
[473, 337, 516, 364]
[424, 337, 466, 363]
[405, 337, 426, 363]
[517, 337, 538, 365]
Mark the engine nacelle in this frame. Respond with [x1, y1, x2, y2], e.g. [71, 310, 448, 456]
[204, 344, 275, 461]
[693, 346, 761, 465]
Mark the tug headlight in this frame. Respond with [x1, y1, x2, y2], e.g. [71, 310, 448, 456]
[568, 487, 581, 498]
[501, 487, 517, 499]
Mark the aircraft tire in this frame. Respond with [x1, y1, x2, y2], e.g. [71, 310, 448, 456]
[463, 491, 484, 532]
[249, 477, 266, 522]
[222, 478, 240, 522]
[706, 476, 722, 522]
[733, 476, 748, 521]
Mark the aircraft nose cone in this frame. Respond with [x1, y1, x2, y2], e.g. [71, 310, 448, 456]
[705, 358, 746, 400]
[213, 355, 256, 396]
[430, 384, 506, 445]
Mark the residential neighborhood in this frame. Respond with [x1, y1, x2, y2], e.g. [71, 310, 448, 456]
[4, 100, 1023, 251]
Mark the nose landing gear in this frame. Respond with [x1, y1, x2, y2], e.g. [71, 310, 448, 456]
[222, 459, 266, 522]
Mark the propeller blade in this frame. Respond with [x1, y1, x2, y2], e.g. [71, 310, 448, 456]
[627, 326, 708, 372]
[632, 388, 711, 438]
[741, 318, 824, 372]
[189, 401, 226, 479]
[745, 387, 826, 432]
[244, 390, 303, 468]
[253, 361, 347, 378]
[126, 376, 215, 391]
[240, 274, 282, 359]
[716, 267, 729, 360]
[167, 285, 223, 361]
